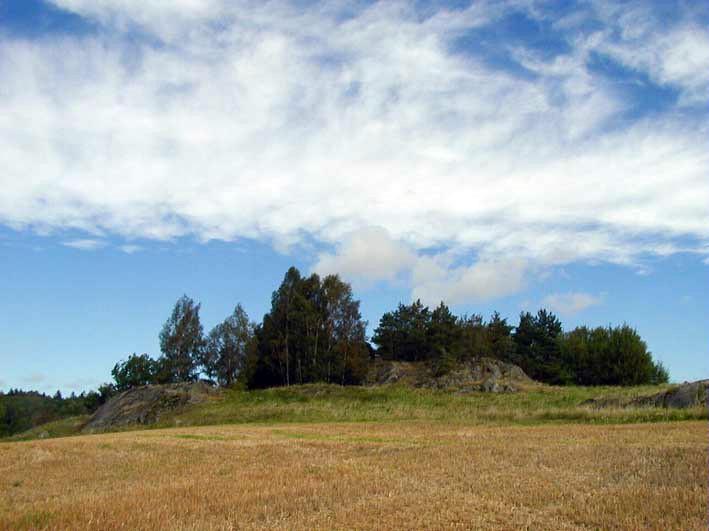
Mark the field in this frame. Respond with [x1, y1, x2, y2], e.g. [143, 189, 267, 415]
[1, 385, 707, 529]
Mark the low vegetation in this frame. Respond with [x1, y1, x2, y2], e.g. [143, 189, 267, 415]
[156, 383, 709, 429]
[4, 382, 705, 442]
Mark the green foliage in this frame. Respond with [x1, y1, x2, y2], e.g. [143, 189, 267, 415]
[158, 295, 205, 382]
[487, 312, 515, 359]
[511, 310, 566, 384]
[0, 390, 92, 438]
[430, 348, 457, 377]
[372, 302, 514, 366]
[559, 324, 669, 386]
[202, 304, 254, 386]
[245, 267, 369, 388]
[372, 301, 666, 387]
[112, 353, 159, 391]
[372, 300, 432, 361]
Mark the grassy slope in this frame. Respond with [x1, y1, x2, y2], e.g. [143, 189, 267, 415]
[3, 383, 706, 442]
[6, 416, 90, 442]
[166, 382, 705, 428]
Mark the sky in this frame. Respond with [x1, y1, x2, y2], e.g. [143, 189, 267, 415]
[0, 0, 707, 394]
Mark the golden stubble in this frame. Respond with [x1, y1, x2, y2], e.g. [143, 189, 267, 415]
[1, 421, 706, 530]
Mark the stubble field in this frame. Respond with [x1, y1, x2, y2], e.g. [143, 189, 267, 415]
[1, 420, 706, 530]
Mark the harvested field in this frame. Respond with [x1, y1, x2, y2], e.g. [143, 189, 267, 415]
[1, 421, 706, 530]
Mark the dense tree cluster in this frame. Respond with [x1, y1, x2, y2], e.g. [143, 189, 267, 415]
[107, 267, 370, 391]
[558, 324, 669, 386]
[372, 302, 668, 386]
[0, 389, 110, 437]
[246, 267, 369, 388]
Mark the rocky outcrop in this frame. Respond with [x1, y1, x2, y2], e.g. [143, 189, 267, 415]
[583, 380, 709, 410]
[366, 357, 534, 393]
[83, 382, 215, 432]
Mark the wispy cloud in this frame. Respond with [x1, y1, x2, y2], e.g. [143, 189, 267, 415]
[62, 239, 106, 251]
[0, 0, 707, 301]
[542, 292, 604, 316]
[119, 244, 142, 254]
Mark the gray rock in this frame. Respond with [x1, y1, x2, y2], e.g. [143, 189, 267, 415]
[83, 382, 215, 432]
[584, 380, 709, 410]
[664, 380, 708, 408]
[366, 357, 532, 391]
[481, 377, 501, 393]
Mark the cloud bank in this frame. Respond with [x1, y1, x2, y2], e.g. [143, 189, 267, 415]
[1, 0, 707, 303]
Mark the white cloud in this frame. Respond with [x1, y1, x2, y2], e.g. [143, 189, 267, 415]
[584, 1, 709, 105]
[314, 227, 416, 284]
[315, 227, 527, 304]
[0, 0, 707, 297]
[62, 239, 106, 250]
[412, 256, 527, 306]
[119, 244, 142, 254]
[541, 291, 604, 316]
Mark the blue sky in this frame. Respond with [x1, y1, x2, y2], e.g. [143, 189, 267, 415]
[1, 0, 708, 393]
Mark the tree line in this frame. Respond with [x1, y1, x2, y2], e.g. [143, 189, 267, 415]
[108, 266, 667, 394]
[109, 267, 371, 392]
[373, 302, 668, 386]
[0, 389, 109, 437]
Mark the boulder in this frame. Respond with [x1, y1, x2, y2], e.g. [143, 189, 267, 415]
[584, 380, 709, 410]
[366, 357, 533, 392]
[663, 380, 708, 408]
[83, 382, 215, 432]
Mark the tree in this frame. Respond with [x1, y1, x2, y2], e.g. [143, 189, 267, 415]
[159, 295, 204, 382]
[457, 313, 490, 360]
[486, 311, 515, 360]
[202, 304, 253, 386]
[512, 309, 565, 383]
[111, 353, 158, 391]
[372, 300, 432, 361]
[428, 302, 461, 358]
[558, 324, 669, 386]
[320, 274, 369, 385]
[245, 267, 369, 388]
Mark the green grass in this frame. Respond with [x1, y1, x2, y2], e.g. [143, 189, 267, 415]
[4, 383, 705, 442]
[5, 415, 89, 441]
[163, 382, 705, 428]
